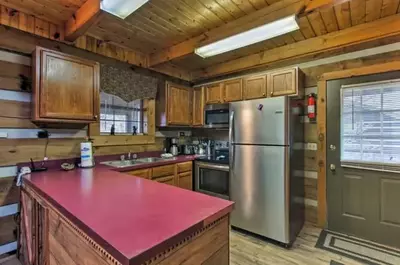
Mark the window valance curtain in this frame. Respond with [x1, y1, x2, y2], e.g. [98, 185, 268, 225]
[100, 64, 158, 102]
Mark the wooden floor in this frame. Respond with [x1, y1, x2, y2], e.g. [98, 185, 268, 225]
[231, 224, 363, 265]
[1, 225, 363, 265]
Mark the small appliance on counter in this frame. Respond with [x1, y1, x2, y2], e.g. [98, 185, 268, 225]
[169, 138, 180, 156]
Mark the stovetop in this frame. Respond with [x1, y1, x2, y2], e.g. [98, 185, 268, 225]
[195, 149, 229, 165]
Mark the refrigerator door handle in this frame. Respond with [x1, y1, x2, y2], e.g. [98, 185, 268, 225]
[229, 110, 235, 168]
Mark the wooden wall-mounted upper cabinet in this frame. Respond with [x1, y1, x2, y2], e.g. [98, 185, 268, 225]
[32, 47, 100, 123]
[205, 83, 223, 104]
[165, 82, 192, 126]
[268, 67, 304, 97]
[192, 87, 205, 126]
[243, 75, 267, 100]
[222, 78, 243, 102]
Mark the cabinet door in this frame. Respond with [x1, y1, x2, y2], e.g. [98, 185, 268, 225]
[155, 175, 175, 186]
[243, 75, 267, 100]
[223, 79, 243, 102]
[205, 83, 223, 104]
[33, 47, 99, 122]
[166, 83, 192, 126]
[126, 168, 151, 179]
[178, 172, 192, 190]
[268, 68, 297, 97]
[192, 87, 205, 126]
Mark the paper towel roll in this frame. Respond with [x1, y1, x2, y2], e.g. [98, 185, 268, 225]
[80, 141, 94, 168]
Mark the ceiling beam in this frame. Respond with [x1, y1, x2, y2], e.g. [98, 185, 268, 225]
[64, 0, 104, 42]
[191, 13, 400, 80]
[148, 0, 305, 67]
[303, 0, 351, 15]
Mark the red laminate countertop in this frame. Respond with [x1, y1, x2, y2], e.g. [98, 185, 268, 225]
[23, 156, 233, 265]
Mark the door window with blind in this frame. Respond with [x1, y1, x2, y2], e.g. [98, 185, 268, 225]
[340, 79, 400, 172]
[100, 92, 147, 135]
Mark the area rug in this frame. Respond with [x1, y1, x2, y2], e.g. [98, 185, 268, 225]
[316, 230, 400, 265]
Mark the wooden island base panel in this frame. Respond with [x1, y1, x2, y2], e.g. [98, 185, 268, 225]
[20, 184, 230, 265]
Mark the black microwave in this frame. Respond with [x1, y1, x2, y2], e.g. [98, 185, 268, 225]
[204, 104, 229, 128]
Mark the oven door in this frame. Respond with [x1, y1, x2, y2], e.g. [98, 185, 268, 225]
[195, 161, 230, 200]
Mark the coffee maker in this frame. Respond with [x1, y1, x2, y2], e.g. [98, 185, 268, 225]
[168, 138, 179, 156]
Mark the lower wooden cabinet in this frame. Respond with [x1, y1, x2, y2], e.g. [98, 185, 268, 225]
[126, 168, 151, 179]
[125, 161, 193, 190]
[178, 172, 193, 190]
[155, 175, 175, 186]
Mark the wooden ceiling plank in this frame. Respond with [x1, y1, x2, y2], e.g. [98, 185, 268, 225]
[230, 0, 257, 14]
[142, 3, 196, 36]
[334, 1, 352, 29]
[191, 13, 400, 79]
[282, 33, 296, 44]
[249, 0, 269, 9]
[297, 16, 317, 38]
[215, 0, 246, 18]
[64, 0, 102, 42]
[271, 35, 287, 46]
[148, 0, 305, 66]
[0, 0, 65, 24]
[149, 0, 207, 35]
[350, 0, 366, 25]
[152, 0, 211, 31]
[197, 0, 236, 22]
[291, 29, 306, 41]
[131, 9, 187, 39]
[175, 0, 218, 30]
[366, 0, 383, 22]
[320, 7, 339, 32]
[307, 12, 328, 36]
[381, 0, 400, 17]
[181, 0, 225, 26]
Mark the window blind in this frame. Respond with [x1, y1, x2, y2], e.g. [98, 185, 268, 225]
[340, 79, 400, 173]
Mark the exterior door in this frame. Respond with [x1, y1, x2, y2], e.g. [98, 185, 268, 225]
[327, 72, 400, 248]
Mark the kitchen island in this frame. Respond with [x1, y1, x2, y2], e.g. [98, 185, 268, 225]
[19, 163, 233, 265]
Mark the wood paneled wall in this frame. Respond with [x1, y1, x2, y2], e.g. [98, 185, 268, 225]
[0, 47, 164, 257]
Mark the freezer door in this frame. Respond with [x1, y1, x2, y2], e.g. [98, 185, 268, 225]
[230, 144, 290, 243]
[229, 97, 288, 145]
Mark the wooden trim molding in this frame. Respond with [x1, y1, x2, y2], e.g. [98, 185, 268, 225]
[316, 61, 400, 227]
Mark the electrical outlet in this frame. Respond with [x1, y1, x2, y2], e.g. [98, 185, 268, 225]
[179, 131, 185, 137]
[305, 143, 318, 151]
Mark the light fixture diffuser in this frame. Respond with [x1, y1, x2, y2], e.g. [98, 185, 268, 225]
[101, 0, 149, 19]
[195, 15, 299, 58]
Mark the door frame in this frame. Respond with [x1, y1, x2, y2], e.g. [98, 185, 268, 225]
[316, 61, 400, 227]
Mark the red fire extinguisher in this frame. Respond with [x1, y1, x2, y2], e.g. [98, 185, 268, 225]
[307, 93, 316, 120]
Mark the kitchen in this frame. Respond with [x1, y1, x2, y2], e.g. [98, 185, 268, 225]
[1, 0, 400, 264]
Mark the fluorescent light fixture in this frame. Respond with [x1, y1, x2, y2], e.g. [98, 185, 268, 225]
[195, 15, 299, 58]
[101, 0, 149, 19]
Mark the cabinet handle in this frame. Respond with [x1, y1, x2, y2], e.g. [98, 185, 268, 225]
[270, 92, 274, 96]
[94, 115, 98, 119]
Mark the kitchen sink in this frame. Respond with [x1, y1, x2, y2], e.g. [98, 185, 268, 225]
[100, 157, 177, 168]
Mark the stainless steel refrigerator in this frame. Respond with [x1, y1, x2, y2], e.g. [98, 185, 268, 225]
[229, 96, 304, 246]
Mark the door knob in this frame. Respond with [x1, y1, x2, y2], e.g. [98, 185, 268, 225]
[330, 164, 336, 171]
